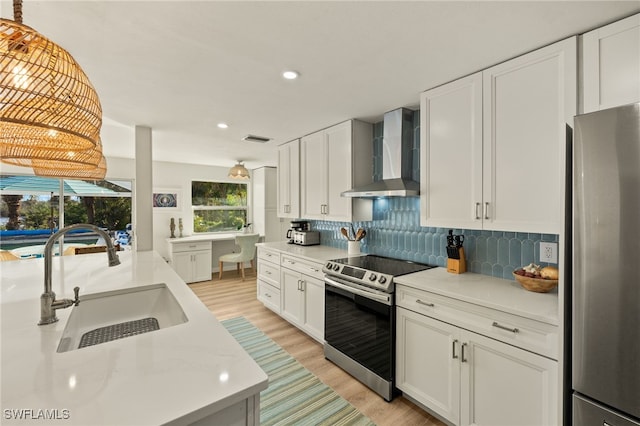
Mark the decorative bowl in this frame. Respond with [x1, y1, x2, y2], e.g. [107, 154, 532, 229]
[512, 272, 558, 293]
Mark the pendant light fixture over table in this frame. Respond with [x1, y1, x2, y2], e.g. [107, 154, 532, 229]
[0, 0, 104, 177]
[229, 161, 250, 180]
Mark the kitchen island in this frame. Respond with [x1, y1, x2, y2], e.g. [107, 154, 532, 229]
[0, 250, 268, 425]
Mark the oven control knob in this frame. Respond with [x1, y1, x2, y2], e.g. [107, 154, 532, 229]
[326, 262, 332, 269]
[333, 264, 340, 271]
[378, 276, 387, 284]
[369, 273, 377, 281]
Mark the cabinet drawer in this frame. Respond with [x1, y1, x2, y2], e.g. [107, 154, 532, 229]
[396, 285, 558, 359]
[258, 280, 281, 313]
[258, 261, 280, 287]
[258, 247, 280, 265]
[171, 241, 211, 253]
[281, 254, 324, 280]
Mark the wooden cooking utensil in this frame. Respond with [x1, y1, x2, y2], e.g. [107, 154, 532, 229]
[340, 227, 351, 240]
[355, 228, 365, 241]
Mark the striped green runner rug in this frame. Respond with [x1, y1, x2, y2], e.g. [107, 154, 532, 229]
[222, 317, 376, 426]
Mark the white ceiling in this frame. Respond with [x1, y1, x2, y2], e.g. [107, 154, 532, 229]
[2, 1, 639, 170]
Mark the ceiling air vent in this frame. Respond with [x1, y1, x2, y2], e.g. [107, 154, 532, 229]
[242, 134, 271, 143]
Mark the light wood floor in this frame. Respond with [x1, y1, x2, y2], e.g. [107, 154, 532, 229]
[189, 269, 445, 426]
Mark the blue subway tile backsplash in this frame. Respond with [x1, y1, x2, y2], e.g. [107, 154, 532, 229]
[308, 110, 559, 280]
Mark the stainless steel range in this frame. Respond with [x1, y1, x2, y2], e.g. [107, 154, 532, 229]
[322, 255, 435, 401]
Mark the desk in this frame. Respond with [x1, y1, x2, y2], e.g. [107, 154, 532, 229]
[166, 233, 264, 283]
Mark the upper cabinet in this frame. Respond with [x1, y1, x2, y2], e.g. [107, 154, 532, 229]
[421, 37, 576, 234]
[277, 139, 300, 218]
[583, 13, 640, 113]
[420, 72, 483, 230]
[300, 120, 373, 222]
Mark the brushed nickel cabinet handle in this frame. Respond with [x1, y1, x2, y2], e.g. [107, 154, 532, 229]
[461, 343, 468, 363]
[416, 299, 435, 307]
[492, 321, 519, 334]
[484, 202, 490, 220]
[452, 339, 459, 359]
[475, 202, 481, 219]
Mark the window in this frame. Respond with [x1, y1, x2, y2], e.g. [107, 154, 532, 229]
[0, 175, 132, 256]
[192, 181, 247, 233]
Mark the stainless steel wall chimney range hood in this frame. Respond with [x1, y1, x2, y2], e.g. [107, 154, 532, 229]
[341, 108, 419, 198]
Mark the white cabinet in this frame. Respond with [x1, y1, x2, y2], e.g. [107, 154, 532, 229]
[280, 254, 325, 342]
[396, 307, 460, 423]
[257, 247, 281, 313]
[420, 37, 576, 234]
[420, 72, 483, 230]
[251, 167, 279, 242]
[169, 241, 212, 283]
[583, 13, 640, 113]
[300, 120, 373, 222]
[277, 139, 300, 218]
[396, 285, 558, 426]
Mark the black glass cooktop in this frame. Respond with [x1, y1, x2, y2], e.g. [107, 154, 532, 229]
[330, 255, 435, 277]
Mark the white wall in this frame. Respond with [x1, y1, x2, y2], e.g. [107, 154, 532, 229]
[151, 160, 253, 261]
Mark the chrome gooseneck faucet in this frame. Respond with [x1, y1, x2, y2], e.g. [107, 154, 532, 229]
[39, 224, 121, 325]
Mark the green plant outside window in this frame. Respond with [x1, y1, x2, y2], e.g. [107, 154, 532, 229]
[192, 181, 247, 233]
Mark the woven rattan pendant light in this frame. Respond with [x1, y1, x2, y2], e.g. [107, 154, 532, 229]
[0, 0, 102, 167]
[34, 154, 107, 180]
[229, 161, 250, 179]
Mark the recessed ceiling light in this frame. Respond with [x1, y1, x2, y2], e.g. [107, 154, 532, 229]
[282, 70, 299, 80]
[217, 122, 229, 129]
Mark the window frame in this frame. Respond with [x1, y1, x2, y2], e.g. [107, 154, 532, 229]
[191, 180, 248, 234]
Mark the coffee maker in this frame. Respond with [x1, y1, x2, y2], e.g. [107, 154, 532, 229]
[286, 220, 309, 243]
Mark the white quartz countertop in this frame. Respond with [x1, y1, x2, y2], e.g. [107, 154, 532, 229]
[0, 251, 268, 425]
[256, 241, 348, 264]
[395, 267, 559, 325]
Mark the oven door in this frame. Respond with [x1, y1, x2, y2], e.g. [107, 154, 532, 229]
[324, 275, 394, 381]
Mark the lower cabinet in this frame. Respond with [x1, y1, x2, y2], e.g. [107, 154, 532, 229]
[397, 303, 558, 426]
[280, 255, 325, 343]
[257, 247, 281, 313]
[169, 241, 212, 283]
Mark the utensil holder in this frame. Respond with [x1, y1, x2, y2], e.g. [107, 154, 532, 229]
[447, 247, 466, 274]
[348, 241, 361, 256]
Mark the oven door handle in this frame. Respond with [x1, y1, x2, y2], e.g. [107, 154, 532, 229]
[324, 276, 391, 305]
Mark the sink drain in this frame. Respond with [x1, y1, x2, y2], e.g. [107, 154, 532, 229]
[79, 317, 160, 349]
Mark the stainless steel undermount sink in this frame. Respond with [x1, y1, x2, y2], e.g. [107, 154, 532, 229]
[57, 283, 188, 353]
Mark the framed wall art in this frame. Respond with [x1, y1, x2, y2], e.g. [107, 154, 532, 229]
[153, 189, 180, 210]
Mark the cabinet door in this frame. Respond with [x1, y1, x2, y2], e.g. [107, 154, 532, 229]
[459, 330, 558, 426]
[302, 275, 324, 342]
[583, 14, 640, 113]
[280, 268, 304, 325]
[192, 250, 212, 282]
[396, 307, 461, 425]
[324, 121, 353, 222]
[277, 140, 300, 218]
[172, 252, 193, 283]
[483, 37, 576, 234]
[420, 72, 483, 230]
[300, 131, 326, 220]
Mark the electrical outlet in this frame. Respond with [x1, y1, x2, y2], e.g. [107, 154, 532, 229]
[539, 242, 558, 264]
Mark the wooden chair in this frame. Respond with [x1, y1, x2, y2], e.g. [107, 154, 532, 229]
[218, 234, 260, 280]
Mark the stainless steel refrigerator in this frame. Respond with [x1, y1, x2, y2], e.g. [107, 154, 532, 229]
[573, 102, 640, 426]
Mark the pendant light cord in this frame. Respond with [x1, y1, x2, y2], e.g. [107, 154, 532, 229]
[13, 0, 23, 24]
